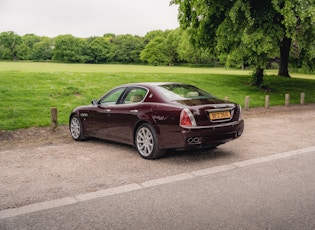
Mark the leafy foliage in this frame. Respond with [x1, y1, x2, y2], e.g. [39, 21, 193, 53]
[112, 35, 145, 63]
[140, 36, 168, 65]
[53, 35, 88, 63]
[171, 0, 315, 85]
[1, 2, 315, 76]
[86, 36, 113, 63]
[0, 31, 22, 61]
[0, 29, 219, 67]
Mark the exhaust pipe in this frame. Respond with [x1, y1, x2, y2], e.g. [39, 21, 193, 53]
[187, 137, 201, 144]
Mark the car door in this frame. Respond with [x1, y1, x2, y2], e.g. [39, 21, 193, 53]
[86, 87, 127, 140]
[105, 87, 148, 145]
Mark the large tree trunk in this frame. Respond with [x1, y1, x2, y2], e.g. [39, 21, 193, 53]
[252, 67, 264, 87]
[278, 36, 291, 77]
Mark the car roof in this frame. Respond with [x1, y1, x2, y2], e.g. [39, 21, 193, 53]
[119, 82, 184, 88]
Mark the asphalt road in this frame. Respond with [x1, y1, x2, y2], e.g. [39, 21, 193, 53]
[1, 147, 314, 230]
[1, 104, 315, 213]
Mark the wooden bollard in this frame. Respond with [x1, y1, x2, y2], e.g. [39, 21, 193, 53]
[300, 92, 305, 105]
[244, 96, 250, 110]
[285, 94, 290, 107]
[265, 95, 270, 109]
[51, 107, 58, 131]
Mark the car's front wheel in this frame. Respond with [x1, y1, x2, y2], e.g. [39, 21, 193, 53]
[135, 123, 165, 159]
[70, 115, 85, 141]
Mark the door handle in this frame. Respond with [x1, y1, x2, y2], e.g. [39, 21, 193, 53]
[104, 109, 111, 113]
[130, 110, 138, 113]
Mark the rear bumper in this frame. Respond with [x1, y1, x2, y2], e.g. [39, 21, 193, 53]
[159, 120, 244, 150]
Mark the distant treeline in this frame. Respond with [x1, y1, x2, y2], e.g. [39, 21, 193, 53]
[0, 30, 220, 66]
[0, 30, 311, 70]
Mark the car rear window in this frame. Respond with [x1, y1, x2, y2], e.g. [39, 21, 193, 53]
[156, 84, 215, 101]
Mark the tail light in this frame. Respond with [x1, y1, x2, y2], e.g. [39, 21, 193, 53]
[180, 109, 197, 127]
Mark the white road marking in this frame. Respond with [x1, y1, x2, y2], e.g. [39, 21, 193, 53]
[75, 183, 142, 202]
[141, 173, 194, 188]
[1, 146, 315, 219]
[191, 164, 236, 176]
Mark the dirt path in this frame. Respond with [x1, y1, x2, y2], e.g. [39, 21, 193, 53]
[1, 104, 315, 210]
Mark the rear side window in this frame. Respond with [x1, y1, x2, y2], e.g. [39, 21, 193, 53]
[123, 87, 147, 104]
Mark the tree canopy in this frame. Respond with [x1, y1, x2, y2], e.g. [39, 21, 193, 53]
[0, 31, 22, 61]
[0, 30, 215, 66]
[171, 0, 315, 86]
[1, 7, 315, 80]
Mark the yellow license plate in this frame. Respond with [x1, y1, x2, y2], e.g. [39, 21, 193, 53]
[209, 111, 231, 120]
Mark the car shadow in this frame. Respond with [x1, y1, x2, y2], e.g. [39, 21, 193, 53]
[162, 147, 236, 162]
[85, 137, 236, 163]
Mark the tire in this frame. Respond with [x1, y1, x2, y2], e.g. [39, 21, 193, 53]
[70, 115, 85, 141]
[135, 123, 165, 159]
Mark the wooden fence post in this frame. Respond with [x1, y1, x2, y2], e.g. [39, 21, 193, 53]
[300, 92, 305, 105]
[51, 107, 58, 131]
[265, 95, 270, 109]
[244, 96, 250, 110]
[285, 94, 290, 107]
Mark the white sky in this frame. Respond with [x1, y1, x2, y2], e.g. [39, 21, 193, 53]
[0, 0, 179, 37]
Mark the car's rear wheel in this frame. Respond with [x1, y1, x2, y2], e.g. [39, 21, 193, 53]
[70, 115, 85, 141]
[135, 123, 165, 159]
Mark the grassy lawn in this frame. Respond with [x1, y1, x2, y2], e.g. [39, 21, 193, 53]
[1, 62, 314, 130]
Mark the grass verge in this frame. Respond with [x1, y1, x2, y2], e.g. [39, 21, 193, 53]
[0, 62, 314, 130]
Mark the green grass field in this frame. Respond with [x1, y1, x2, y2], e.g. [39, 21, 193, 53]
[1, 62, 314, 130]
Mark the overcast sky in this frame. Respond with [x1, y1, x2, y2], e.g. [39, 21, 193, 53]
[0, 0, 179, 37]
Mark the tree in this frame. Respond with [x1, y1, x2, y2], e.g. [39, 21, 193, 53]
[0, 31, 22, 61]
[143, 30, 165, 44]
[140, 36, 168, 65]
[31, 37, 53, 61]
[177, 30, 216, 65]
[164, 29, 181, 65]
[171, 0, 315, 86]
[273, 0, 315, 76]
[86, 36, 113, 63]
[19, 34, 42, 60]
[141, 30, 181, 66]
[111, 35, 145, 63]
[53, 35, 88, 63]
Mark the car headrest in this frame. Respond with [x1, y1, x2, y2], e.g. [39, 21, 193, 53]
[130, 94, 143, 102]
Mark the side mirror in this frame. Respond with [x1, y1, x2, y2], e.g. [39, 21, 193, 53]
[91, 99, 99, 105]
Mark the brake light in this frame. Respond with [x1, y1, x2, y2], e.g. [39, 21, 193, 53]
[180, 109, 197, 127]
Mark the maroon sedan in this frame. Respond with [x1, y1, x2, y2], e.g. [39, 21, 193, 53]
[69, 83, 244, 159]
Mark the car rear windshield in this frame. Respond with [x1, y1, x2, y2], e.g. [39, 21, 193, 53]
[156, 84, 215, 101]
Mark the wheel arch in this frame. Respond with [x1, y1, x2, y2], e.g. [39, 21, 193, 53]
[133, 120, 161, 147]
[69, 112, 82, 129]
[69, 113, 86, 141]
[69, 112, 77, 123]
[133, 121, 165, 159]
